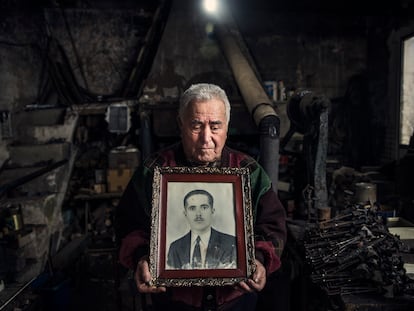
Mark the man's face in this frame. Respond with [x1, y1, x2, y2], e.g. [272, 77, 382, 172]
[184, 193, 214, 234]
[179, 99, 228, 165]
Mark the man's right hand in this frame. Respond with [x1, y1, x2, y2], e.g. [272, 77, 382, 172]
[135, 257, 167, 293]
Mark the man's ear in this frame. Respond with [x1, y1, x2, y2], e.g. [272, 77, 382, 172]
[211, 208, 215, 214]
[183, 209, 187, 216]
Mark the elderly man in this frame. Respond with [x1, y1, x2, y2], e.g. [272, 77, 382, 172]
[116, 83, 286, 311]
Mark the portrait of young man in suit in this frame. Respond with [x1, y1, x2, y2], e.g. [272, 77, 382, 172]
[167, 189, 237, 270]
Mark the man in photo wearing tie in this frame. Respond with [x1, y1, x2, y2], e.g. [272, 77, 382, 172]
[167, 189, 237, 270]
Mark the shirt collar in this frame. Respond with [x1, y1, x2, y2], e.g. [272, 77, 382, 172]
[192, 229, 211, 246]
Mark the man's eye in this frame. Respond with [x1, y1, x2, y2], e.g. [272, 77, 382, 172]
[191, 123, 202, 132]
[187, 206, 196, 211]
[201, 205, 210, 210]
[210, 122, 222, 131]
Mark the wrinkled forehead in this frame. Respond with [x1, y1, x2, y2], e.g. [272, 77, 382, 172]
[185, 99, 227, 118]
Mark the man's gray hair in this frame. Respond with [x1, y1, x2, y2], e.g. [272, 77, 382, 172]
[179, 83, 231, 124]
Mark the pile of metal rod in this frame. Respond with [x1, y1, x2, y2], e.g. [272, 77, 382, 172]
[303, 205, 412, 298]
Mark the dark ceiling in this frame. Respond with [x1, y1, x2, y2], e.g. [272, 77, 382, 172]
[2, 0, 414, 14]
[230, 0, 414, 14]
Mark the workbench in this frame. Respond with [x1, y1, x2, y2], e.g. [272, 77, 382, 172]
[286, 216, 414, 311]
[341, 292, 414, 310]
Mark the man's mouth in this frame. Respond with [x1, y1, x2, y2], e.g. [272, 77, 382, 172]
[199, 146, 214, 150]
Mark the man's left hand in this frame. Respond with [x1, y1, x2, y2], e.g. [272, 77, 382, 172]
[235, 259, 266, 292]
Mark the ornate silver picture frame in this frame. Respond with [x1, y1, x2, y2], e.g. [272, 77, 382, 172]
[149, 166, 256, 287]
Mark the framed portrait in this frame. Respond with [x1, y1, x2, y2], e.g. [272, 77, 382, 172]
[149, 166, 256, 287]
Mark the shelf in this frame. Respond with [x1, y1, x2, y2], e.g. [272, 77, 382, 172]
[74, 192, 123, 201]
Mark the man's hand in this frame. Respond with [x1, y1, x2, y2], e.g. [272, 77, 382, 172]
[235, 259, 266, 292]
[135, 257, 166, 293]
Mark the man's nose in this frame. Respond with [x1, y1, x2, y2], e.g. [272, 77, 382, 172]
[200, 126, 212, 143]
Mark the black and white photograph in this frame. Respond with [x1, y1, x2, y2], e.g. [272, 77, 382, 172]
[165, 183, 237, 270]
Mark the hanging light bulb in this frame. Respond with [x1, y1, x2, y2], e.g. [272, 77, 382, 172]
[203, 0, 219, 14]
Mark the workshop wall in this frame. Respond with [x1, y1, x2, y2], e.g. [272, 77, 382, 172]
[41, 8, 152, 96]
[0, 11, 42, 112]
[236, 12, 367, 98]
[0, 7, 153, 111]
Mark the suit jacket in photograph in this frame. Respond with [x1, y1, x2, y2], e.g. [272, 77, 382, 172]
[167, 228, 237, 269]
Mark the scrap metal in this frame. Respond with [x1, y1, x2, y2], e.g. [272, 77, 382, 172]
[303, 205, 414, 298]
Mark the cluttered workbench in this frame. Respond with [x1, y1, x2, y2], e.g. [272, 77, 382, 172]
[286, 204, 414, 311]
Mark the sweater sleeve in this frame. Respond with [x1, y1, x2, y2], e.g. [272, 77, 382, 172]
[115, 165, 153, 269]
[250, 164, 287, 274]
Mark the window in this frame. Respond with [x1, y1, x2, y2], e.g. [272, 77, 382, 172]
[400, 35, 414, 146]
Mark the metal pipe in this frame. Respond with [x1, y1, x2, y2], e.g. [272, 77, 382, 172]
[259, 116, 280, 194]
[215, 23, 277, 126]
[0, 277, 37, 311]
[215, 20, 280, 192]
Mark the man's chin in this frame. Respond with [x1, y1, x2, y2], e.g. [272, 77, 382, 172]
[194, 155, 218, 165]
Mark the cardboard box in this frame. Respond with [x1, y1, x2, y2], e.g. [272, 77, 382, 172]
[108, 147, 140, 169]
[107, 168, 134, 193]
